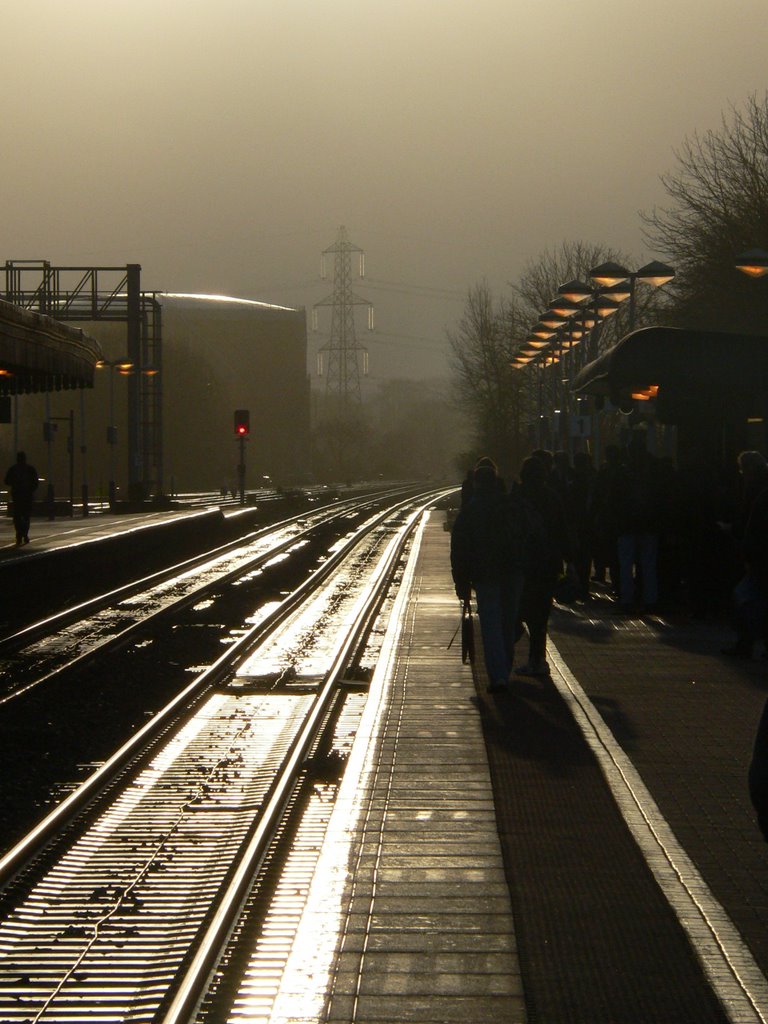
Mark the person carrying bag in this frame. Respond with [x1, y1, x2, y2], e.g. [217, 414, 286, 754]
[450, 458, 524, 693]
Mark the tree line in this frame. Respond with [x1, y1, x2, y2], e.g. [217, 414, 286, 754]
[449, 91, 768, 477]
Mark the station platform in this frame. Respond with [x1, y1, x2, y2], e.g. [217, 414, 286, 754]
[3, 501, 768, 1021]
[0, 502, 243, 557]
[0, 501, 264, 631]
[315, 511, 768, 1024]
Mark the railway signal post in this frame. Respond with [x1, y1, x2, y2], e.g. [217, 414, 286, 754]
[234, 409, 249, 505]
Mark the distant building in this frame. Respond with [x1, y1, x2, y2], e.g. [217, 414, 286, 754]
[158, 294, 310, 493]
[0, 292, 310, 501]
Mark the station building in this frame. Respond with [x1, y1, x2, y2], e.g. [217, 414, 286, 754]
[0, 291, 310, 503]
[572, 325, 768, 469]
[156, 293, 310, 494]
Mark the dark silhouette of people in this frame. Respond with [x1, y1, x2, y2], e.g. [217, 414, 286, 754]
[749, 701, 768, 842]
[568, 451, 597, 600]
[450, 457, 524, 692]
[551, 449, 573, 503]
[721, 450, 768, 657]
[530, 448, 555, 476]
[513, 454, 571, 676]
[610, 431, 663, 613]
[676, 460, 733, 620]
[591, 444, 622, 594]
[460, 467, 474, 509]
[4, 451, 39, 546]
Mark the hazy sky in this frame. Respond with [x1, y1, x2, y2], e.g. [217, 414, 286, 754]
[3, 0, 767, 381]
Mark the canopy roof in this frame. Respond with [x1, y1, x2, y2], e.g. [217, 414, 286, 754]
[0, 299, 104, 394]
[571, 326, 768, 401]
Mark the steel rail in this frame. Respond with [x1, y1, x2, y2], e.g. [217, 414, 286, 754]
[0, 488, 447, 896]
[0, 487, 413, 657]
[159, 499, 434, 1024]
[0, 490, 405, 709]
[0, 489, 448, 1024]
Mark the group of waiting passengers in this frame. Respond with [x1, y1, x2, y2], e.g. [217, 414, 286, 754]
[451, 437, 768, 842]
[450, 433, 768, 694]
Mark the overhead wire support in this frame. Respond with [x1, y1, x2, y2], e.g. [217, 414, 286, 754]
[312, 226, 373, 406]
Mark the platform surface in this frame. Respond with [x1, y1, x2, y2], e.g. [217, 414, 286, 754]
[5, 502, 768, 1022]
[325, 511, 768, 1023]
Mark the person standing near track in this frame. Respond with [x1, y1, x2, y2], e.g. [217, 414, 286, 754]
[4, 451, 39, 546]
[450, 457, 525, 693]
[513, 454, 571, 677]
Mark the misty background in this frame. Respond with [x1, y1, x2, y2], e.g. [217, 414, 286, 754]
[2, 0, 767, 485]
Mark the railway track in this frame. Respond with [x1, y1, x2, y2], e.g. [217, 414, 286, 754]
[0, 487, 417, 706]
[0, 487, 451, 1022]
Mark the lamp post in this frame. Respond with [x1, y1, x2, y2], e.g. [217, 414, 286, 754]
[511, 261, 673, 464]
[589, 260, 675, 330]
[96, 357, 134, 508]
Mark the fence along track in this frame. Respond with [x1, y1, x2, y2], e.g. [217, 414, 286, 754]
[0, 491, 445, 1022]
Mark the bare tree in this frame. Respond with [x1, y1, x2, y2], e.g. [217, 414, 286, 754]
[643, 92, 768, 332]
[447, 283, 529, 478]
[512, 239, 655, 349]
[513, 241, 619, 315]
[448, 241, 674, 473]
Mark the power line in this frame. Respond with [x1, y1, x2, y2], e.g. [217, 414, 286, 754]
[366, 331, 448, 350]
[363, 276, 465, 300]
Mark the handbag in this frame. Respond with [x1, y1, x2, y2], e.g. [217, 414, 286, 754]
[461, 599, 475, 664]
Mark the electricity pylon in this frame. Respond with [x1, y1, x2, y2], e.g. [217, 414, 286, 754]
[313, 226, 373, 406]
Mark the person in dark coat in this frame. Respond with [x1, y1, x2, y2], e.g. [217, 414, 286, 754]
[749, 700, 768, 842]
[610, 431, 664, 613]
[460, 468, 474, 509]
[450, 458, 524, 692]
[551, 449, 573, 504]
[591, 444, 622, 593]
[676, 460, 733, 620]
[721, 451, 768, 657]
[4, 451, 39, 546]
[568, 451, 597, 600]
[513, 455, 571, 676]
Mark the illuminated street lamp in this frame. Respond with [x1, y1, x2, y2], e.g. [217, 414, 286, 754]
[589, 260, 675, 329]
[558, 280, 593, 303]
[548, 297, 582, 318]
[601, 280, 632, 304]
[735, 249, 768, 278]
[594, 296, 621, 319]
[589, 261, 631, 287]
[634, 260, 677, 287]
[531, 323, 557, 339]
[540, 311, 568, 328]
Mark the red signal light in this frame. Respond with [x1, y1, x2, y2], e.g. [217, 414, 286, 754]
[234, 409, 250, 436]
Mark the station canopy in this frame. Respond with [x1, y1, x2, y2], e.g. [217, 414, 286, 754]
[0, 298, 104, 394]
[571, 325, 768, 411]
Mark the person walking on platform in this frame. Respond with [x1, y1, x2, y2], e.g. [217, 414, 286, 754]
[450, 458, 524, 693]
[513, 454, 571, 677]
[4, 451, 39, 546]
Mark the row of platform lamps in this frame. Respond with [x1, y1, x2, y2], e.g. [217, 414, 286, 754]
[511, 249, 768, 462]
[510, 260, 677, 460]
